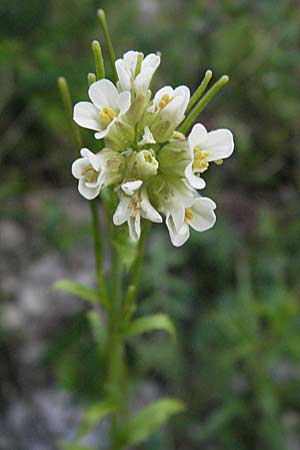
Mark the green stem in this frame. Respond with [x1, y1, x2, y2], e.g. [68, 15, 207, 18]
[90, 199, 109, 308]
[179, 74, 229, 134]
[97, 9, 118, 82]
[107, 238, 125, 450]
[124, 221, 151, 321]
[187, 69, 212, 111]
[57, 77, 82, 153]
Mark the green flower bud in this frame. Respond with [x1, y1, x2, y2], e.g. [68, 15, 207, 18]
[158, 140, 191, 178]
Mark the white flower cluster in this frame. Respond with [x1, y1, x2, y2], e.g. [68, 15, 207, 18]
[72, 51, 234, 246]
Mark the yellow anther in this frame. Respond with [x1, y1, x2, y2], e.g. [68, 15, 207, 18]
[82, 165, 99, 183]
[159, 94, 171, 109]
[98, 106, 117, 127]
[184, 208, 193, 223]
[128, 199, 140, 218]
[193, 146, 209, 171]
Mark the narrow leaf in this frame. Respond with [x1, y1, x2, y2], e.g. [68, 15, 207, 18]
[76, 401, 113, 438]
[60, 443, 94, 450]
[126, 397, 184, 445]
[124, 314, 176, 339]
[53, 279, 99, 303]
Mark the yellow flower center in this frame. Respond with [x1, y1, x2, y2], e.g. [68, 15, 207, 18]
[98, 106, 117, 128]
[159, 94, 171, 109]
[184, 208, 193, 223]
[82, 165, 99, 183]
[193, 146, 209, 171]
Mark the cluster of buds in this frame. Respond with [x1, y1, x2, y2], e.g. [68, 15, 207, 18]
[72, 51, 234, 246]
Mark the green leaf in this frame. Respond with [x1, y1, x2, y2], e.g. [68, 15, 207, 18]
[76, 401, 114, 438]
[53, 279, 99, 304]
[124, 314, 176, 339]
[126, 397, 184, 445]
[59, 443, 95, 450]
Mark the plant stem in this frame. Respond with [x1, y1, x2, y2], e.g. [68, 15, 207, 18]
[90, 199, 109, 308]
[97, 9, 118, 82]
[107, 236, 125, 449]
[124, 221, 151, 321]
[179, 74, 229, 134]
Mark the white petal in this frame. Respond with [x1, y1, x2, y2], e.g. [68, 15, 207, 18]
[88, 79, 120, 110]
[121, 180, 143, 196]
[203, 129, 234, 161]
[118, 91, 131, 114]
[166, 214, 189, 247]
[188, 123, 208, 149]
[113, 195, 131, 225]
[123, 51, 140, 75]
[128, 214, 141, 241]
[80, 148, 103, 171]
[189, 197, 216, 231]
[168, 202, 185, 231]
[78, 179, 101, 200]
[115, 59, 131, 92]
[138, 126, 156, 145]
[185, 162, 206, 189]
[73, 102, 101, 131]
[142, 53, 160, 71]
[71, 157, 88, 179]
[140, 189, 162, 223]
[153, 86, 174, 106]
[94, 129, 109, 139]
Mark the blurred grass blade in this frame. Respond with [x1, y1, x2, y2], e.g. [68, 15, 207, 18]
[124, 313, 176, 339]
[125, 397, 184, 446]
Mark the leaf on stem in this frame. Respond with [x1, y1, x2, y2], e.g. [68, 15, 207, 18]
[59, 444, 95, 450]
[124, 313, 176, 339]
[53, 279, 100, 304]
[125, 397, 184, 445]
[76, 401, 114, 439]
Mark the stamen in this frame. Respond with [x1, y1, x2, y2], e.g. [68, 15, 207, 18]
[193, 146, 209, 171]
[82, 165, 99, 183]
[159, 94, 171, 109]
[128, 199, 140, 217]
[184, 208, 193, 223]
[98, 106, 117, 127]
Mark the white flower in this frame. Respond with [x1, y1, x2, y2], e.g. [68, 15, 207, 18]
[148, 85, 190, 142]
[113, 181, 162, 241]
[165, 196, 216, 247]
[115, 51, 160, 95]
[186, 123, 234, 189]
[73, 79, 131, 139]
[71, 148, 106, 200]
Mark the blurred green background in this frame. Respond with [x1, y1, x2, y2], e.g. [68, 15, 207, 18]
[1, 0, 300, 449]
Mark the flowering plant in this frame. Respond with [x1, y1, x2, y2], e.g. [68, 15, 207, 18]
[57, 9, 234, 450]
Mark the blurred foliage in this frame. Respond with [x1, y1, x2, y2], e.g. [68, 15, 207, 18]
[1, 0, 300, 449]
